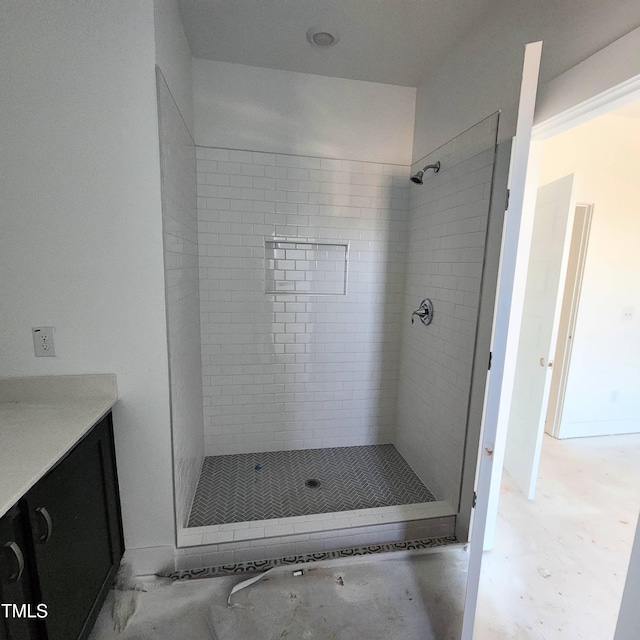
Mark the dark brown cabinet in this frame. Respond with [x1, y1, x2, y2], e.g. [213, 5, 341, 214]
[0, 412, 123, 640]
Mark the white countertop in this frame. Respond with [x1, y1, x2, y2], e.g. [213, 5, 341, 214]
[0, 375, 118, 518]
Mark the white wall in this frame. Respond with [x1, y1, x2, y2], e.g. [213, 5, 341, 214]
[153, 0, 204, 538]
[194, 60, 416, 165]
[153, 0, 194, 135]
[395, 115, 499, 506]
[536, 27, 640, 126]
[0, 1, 174, 569]
[157, 70, 204, 531]
[197, 148, 408, 454]
[412, 8, 640, 161]
[537, 113, 640, 437]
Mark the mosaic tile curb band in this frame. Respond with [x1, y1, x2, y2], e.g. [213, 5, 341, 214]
[168, 536, 458, 580]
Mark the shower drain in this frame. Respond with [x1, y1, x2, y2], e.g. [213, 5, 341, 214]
[305, 479, 321, 489]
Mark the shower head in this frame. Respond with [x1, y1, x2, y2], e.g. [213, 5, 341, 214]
[410, 171, 424, 185]
[410, 161, 441, 185]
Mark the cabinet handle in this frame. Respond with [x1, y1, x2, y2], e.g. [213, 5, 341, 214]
[35, 506, 53, 543]
[4, 542, 25, 582]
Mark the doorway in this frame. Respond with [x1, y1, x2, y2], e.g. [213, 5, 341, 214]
[505, 97, 640, 495]
[478, 91, 640, 637]
[544, 203, 593, 439]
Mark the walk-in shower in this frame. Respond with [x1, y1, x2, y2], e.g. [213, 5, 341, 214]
[158, 66, 500, 567]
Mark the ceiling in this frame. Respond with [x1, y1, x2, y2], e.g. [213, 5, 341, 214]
[176, 0, 640, 89]
[176, 0, 502, 87]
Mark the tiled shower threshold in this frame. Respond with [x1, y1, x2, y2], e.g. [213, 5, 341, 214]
[178, 500, 455, 547]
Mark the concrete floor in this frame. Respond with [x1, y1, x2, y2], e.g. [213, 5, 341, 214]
[475, 433, 640, 639]
[89, 548, 469, 640]
[90, 432, 640, 639]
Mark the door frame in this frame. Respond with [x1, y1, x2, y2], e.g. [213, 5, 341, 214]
[545, 202, 594, 438]
[482, 75, 640, 550]
[461, 40, 543, 639]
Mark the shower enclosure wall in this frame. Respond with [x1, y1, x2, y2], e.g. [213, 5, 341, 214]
[157, 68, 204, 534]
[197, 151, 407, 456]
[158, 68, 500, 568]
[397, 116, 501, 512]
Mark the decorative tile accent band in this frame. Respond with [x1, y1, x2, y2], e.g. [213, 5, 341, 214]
[168, 536, 458, 580]
[264, 238, 348, 295]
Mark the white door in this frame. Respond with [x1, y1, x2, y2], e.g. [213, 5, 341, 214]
[545, 203, 594, 438]
[461, 40, 542, 640]
[503, 174, 576, 498]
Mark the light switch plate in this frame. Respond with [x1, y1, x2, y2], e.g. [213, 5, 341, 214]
[32, 327, 56, 357]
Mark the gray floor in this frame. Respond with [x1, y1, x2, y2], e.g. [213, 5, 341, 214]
[188, 444, 435, 527]
[89, 548, 468, 640]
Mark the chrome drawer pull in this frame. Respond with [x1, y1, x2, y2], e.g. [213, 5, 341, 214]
[35, 506, 53, 543]
[4, 542, 25, 582]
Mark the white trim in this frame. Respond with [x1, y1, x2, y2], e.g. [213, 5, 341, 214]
[461, 41, 543, 640]
[533, 73, 640, 140]
[483, 138, 542, 545]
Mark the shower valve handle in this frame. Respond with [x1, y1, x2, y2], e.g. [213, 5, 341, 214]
[411, 299, 433, 326]
[411, 309, 429, 323]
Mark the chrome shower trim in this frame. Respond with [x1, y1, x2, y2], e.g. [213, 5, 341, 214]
[410, 161, 441, 184]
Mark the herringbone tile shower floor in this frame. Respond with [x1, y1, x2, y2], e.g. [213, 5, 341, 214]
[187, 444, 436, 527]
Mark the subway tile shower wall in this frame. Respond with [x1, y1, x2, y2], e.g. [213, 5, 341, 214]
[197, 149, 410, 455]
[395, 115, 499, 508]
[157, 70, 205, 528]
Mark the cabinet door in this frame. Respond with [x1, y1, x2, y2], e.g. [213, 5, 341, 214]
[0, 506, 41, 640]
[25, 414, 123, 640]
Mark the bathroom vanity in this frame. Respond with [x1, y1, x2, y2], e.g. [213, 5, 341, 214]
[0, 376, 122, 640]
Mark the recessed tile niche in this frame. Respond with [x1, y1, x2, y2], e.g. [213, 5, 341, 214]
[264, 238, 349, 295]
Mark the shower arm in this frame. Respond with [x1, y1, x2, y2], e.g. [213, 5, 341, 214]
[410, 161, 441, 185]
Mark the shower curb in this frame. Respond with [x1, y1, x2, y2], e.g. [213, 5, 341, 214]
[167, 535, 458, 580]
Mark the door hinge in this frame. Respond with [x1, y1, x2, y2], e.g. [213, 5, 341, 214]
[472, 491, 477, 508]
[488, 351, 492, 370]
[505, 188, 510, 210]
